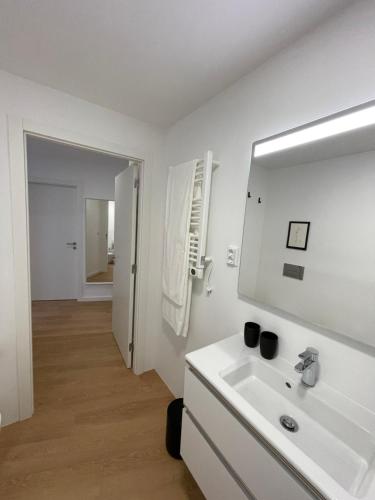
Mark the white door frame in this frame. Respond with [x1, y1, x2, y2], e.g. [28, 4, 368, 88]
[8, 116, 152, 421]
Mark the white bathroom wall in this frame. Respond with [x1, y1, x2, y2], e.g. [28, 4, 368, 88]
[0, 70, 163, 425]
[27, 139, 126, 299]
[155, 0, 375, 398]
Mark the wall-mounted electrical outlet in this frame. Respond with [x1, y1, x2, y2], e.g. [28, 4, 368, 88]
[226, 245, 240, 267]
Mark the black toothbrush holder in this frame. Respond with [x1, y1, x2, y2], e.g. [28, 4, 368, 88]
[244, 322, 260, 348]
[260, 331, 278, 359]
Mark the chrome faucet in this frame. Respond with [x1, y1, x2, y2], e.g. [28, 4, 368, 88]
[294, 347, 319, 387]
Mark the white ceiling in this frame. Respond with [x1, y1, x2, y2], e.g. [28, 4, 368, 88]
[0, 0, 354, 126]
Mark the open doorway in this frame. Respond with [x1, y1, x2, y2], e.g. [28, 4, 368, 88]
[26, 135, 141, 407]
[7, 117, 151, 423]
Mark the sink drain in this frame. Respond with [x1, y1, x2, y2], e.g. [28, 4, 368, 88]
[280, 415, 299, 433]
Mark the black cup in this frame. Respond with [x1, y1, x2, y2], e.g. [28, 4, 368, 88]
[260, 331, 278, 359]
[244, 322, 260, 348]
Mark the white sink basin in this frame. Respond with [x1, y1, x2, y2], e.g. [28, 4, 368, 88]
[220, 356, 375, 497]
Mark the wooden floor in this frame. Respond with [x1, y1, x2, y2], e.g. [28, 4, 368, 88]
[0, 300, 203, 500]
[86, 264, 114, 282]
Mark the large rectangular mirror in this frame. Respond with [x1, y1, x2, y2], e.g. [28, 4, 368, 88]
[239, 102, 375, 348]
[85, 199, 115, 283]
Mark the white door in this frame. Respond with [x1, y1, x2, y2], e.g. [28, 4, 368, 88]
[29, 182, 78, 300]
[112, 165, 138, 367]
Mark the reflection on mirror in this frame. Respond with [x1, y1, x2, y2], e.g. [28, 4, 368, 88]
[239, 102, 375, 348]
[85, 199, 115, 283]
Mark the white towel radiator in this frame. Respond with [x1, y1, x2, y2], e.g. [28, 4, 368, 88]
[188, 150, 219, 279]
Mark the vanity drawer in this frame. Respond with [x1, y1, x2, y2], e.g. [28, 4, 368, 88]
[184, 367, 317, 500]
[181, 409, 249, 500]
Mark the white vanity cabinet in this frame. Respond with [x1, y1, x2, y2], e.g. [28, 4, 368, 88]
[181, 411, 249, 500]
[181, 366, 317, 500]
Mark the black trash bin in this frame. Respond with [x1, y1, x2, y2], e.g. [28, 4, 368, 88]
[166, 398, 184, 459]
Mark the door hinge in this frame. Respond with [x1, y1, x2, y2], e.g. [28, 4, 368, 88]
[131, 263, 137, 274]
[134, 178, 139, 189]
[128, 342, 134, 352]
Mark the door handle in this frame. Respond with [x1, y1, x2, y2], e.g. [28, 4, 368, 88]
[66, 242, 77, 249]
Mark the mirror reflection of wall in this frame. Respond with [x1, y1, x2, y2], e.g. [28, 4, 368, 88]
[239, 104, 375, 348]
[86, 199, 115, 283]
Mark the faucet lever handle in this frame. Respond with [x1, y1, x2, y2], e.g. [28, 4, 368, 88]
[299, 347, 319, 361]
[298, 350, 310, 360]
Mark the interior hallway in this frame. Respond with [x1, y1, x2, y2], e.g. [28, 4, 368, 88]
[0, 301, 203, 500]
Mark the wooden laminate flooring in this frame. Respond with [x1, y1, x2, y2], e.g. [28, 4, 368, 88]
[0, 300, 204, 500]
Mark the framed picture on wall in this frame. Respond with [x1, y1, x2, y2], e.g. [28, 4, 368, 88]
[286, 221, 310, 250]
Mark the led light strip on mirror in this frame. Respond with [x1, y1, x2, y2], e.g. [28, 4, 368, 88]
[254, 101, 375, 158]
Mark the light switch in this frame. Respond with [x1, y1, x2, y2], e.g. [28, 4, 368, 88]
[227, 245, 240, 267]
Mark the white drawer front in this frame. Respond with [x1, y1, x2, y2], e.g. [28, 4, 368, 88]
[184, 367, 317, 500]
[181, 409, 249, 500]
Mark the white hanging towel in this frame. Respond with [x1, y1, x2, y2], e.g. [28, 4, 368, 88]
[162, 160, 198, 336]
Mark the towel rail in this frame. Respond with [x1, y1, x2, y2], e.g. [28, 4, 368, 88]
[188, 150, 219, 279]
